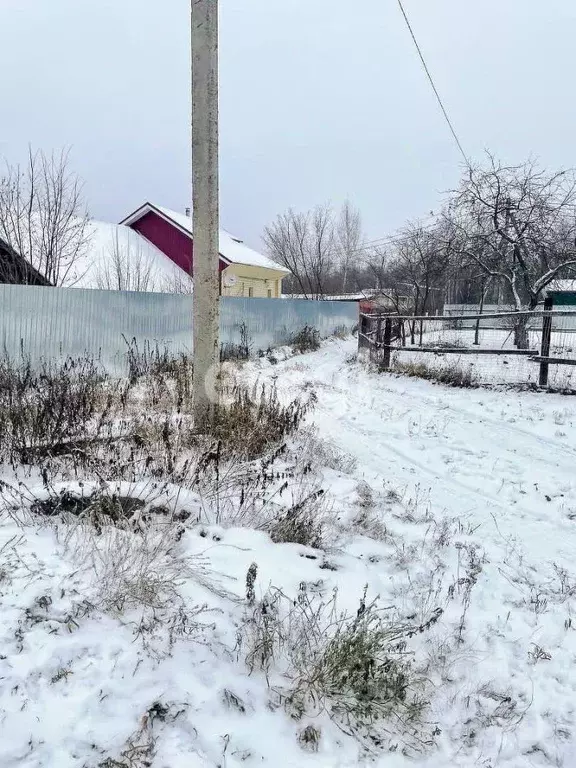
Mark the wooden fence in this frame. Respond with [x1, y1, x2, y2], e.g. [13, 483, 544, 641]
[359, 307, 576, 389]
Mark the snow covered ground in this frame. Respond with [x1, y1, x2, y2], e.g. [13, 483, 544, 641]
[2, 337, 576, 767]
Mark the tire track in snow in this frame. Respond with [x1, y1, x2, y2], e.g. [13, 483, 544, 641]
[267, 344, 576, 563]
[422, 396, 576, 463]
[298, 354, 576, 478]
[314, 389, 576, 564]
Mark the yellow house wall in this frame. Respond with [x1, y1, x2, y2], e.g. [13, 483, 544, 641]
[221, 263, 286, 298]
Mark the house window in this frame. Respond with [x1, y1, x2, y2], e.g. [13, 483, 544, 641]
[248, 287, 254, 298]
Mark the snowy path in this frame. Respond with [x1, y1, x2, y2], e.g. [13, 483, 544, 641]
[260, 337, 576, 570]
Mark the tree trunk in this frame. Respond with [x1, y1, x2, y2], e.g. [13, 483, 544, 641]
[341, 266, 348, 294]
[513, 317, 530, 349]
[514, 296, 538, 350]
[474, 280, 489, 345]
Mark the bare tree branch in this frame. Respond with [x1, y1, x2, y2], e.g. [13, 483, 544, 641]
[95, 229, 161, 292]
[0, 147, 90, 286]
[444, 154, 576, 347]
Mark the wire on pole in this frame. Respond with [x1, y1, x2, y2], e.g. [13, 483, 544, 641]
[396, 0, 470, 166]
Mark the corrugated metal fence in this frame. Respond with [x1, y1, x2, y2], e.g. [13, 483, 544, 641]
[0, 284, 358, 372]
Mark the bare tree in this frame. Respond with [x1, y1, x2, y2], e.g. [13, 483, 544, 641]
[336, 200, 362, 294]
[0, 147, 91, 286]
[364, 246, 389, 291]
[95, 229, 160, 292]
[162, 270, 194, 294]
[263, 204, 336, 298]
[392, 223, 447, 317]
[445, 155, 576, 347]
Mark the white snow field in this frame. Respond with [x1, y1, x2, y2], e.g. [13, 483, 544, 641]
[2, 336, 576, 767]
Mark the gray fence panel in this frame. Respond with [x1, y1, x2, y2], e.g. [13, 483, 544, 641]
[0, 284, 195, 372]
[221, 296, 357, 353]
[0, 285, 357, 373]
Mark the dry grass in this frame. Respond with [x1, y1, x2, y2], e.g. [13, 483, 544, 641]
[266, 488, 327, 548]
[241, 576, 440, 753]
[210, 383, 314, 460]
[387, 360, 477, 388]
[0, 354, 112, 464]
[298, 430, 357, 475]
[291, 326, 321, 354]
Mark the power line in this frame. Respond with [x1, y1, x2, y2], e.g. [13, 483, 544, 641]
[396, 0, 469, 165]
[331, 224, 440, 261]
[349, 221, 442, 257]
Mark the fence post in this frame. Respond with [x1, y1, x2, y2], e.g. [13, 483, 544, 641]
[371, 315, 382, 363]
[381, 317, 392, 370]
[358, 314, 367, 351]
[539, 296, 553, 387]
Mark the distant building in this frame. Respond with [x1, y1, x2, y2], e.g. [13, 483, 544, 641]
[71, 219, 188, 292]
[283, 288, 413, 314]
[545, 280, 576, 307]
[546, 280, 576, 294]
[120, 203, 289, 298]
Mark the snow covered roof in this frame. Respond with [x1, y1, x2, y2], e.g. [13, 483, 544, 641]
[283, 293, 366, 301]
[120, 203, 289, 274]
[72, 220, 192, 292]
[547, 279, 576, 293]
[282, 289, 408, 302]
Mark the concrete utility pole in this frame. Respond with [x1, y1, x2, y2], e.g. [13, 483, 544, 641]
[191, 0, 220, 427]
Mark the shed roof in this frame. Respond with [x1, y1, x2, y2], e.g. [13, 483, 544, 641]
[547, 279, 576, 293]
[0, 237, 52, 286]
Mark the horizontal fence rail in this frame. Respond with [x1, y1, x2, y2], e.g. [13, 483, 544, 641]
[0, 284, 358, 373]
[361, 310, 576, 321]
[375, 345, 538, 356]
[532, 356, 576, 366]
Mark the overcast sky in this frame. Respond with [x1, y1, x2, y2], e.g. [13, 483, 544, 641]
[1, 0, 575, 249]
